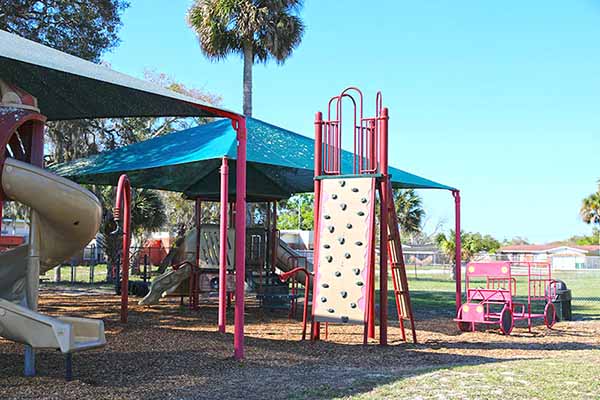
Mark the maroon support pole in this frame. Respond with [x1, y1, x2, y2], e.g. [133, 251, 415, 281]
[233, 118, 247, 360]
[378, 107, 389, 346]
[115, 175, 131, 323]
[453, 190, 462, 312]
[311, 111, 323, 340]
[218, 157, 229, 333]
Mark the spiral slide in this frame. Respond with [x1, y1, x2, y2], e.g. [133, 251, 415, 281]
[0, 158, 105, 353]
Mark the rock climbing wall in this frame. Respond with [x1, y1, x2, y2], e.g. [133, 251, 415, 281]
[314, 177, 376, 324]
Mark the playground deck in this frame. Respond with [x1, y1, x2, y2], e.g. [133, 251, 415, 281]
[0, 289, 599, 400]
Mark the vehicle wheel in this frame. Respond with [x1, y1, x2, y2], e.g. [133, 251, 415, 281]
[457, 321, 472, 332]
[544, 302, 556, 328]
[456, 308, 472, 332]
[500, 306, 514, 335]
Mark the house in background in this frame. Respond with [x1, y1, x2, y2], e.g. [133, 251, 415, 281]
[498, 244, 600, 270]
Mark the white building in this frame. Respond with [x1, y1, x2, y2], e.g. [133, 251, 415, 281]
[498, 244, 600, 270]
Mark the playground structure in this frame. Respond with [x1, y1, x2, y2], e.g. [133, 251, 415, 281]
[0, 30, 465, 379]
[0, 82, 106, 378]
[454, 261, 558, 334]
[311, 87, 416, 344]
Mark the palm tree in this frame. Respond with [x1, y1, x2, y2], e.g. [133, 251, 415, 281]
[188, 0, 305, 116]
[580, 182, 600, 246]
[393, 189, 425, 236]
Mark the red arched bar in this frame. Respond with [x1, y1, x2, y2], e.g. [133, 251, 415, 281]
[114, 174, 131, 323]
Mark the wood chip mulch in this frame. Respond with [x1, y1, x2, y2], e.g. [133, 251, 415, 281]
[1, 287, 599, 400]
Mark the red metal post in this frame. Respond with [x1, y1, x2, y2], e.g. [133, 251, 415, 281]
[233, 117, 247, 360]
[379, 107, 389, 346]
[115, 175, 131, 323]
[311, 111, 323, 340]
[218, 157, 229, 333]
[271, 201, 278, 273]
[453, 190, 462, 312]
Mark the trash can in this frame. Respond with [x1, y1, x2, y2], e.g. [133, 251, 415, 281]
[551, 280, 572, 321]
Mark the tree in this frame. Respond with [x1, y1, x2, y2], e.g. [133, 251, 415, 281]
[277, 194, 313, 230]
[188, 0, 305, 116]
[580, 182, 600, 247]
[393, 189, 425, 236]
[0, 0, 129, 62]
[436, 230, 501, 278]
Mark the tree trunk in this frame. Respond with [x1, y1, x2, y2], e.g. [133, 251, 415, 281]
[243, 43, 253, 117]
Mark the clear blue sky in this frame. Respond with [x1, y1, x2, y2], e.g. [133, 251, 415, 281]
[105, 0, 600, 243]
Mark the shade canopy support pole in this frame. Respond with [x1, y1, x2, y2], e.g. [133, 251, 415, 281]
[233, 118, 247, 360]
[452, 190, 462, 312]
[218, 157, 229, 333]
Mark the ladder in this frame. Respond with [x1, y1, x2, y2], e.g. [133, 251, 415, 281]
[385, 183, 417, 343]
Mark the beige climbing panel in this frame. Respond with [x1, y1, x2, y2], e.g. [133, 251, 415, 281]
[313, 177, 376, 324]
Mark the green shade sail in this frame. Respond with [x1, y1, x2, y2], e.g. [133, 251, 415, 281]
[0, 30, 238, 121]
[53, 117, 455, 201]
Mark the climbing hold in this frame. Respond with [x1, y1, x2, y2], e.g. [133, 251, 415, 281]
[350, 303, 357, 309]
[351, 187, 359, 192]
[346, 223, 353, 229]
[334, 271, 342, 277]
[361, 198, 367, 204]
[339, 180, 346, 187]
[323, 244, 331, 249]
[356, 281, 364, 287]
[328, 226, 335, 233]
[328, 308, 335, 313]
[340, 291, 348, 298]
[355, 241, 363, 246]
[344, 253, 351, 259]
[357, 211, 365, 216]
[338, 237, 345, 245]
[324, 214, 331, 220]
[326, 255, 333, 263]
[322, 283, 329, 288]
[321, 297, 327, 303]
[341, 316, 349, 323]
[340, 203, 347, 211]
[352, 268, 361, 276]
[332, 194, 338, 200]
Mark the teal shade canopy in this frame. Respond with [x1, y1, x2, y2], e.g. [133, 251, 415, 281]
[53, 117, 455, 201]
